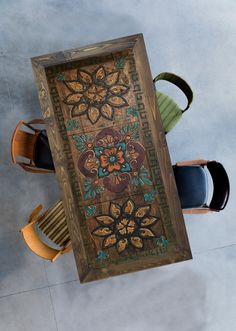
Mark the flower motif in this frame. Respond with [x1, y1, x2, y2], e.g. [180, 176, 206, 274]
[95, 142, 132, 178]
[77, 128, 146, 194]
[92, 199, 159, 254]
[63, 65, 129, 124]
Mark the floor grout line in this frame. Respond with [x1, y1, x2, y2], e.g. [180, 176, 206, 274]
[0, 285, 50, 300]
[193, 243, 236, 255]
[42, 262, 60, 331]
[0, 278, 79, 300]
[48, 286, 60, 331]
[0, 242, 235, 301]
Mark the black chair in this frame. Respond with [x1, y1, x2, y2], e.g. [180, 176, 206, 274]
[173, 159, 230, 214]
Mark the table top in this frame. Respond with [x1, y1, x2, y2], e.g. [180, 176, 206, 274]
[32, 34, 192, 283]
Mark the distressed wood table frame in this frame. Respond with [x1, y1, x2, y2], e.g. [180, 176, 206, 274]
[32, 34, 192, 283]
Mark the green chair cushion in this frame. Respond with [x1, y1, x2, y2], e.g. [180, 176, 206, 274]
[156, 91, 183, 133]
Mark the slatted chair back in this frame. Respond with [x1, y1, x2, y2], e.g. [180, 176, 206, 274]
[39, 201, 70, 248]
[20, 202, 72, 262]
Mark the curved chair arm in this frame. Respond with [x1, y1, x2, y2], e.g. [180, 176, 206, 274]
[153, 72, 193, 112]
[25, 119, 46, 132]
[11, 120, 25, 163]
[18, 162, 55, 174]
[29, 204, 44, 223]
[176, 159, 210, 167]
[20, 223, 61, 262]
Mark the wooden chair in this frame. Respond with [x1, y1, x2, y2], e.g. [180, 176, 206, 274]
[11, 119, 55, 173]
[20, 201, 72, 262]
[173, 159, 230, 214]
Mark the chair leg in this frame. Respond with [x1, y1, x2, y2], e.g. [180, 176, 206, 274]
[51, 251, 62, 262]
[62, 242, 73, 254]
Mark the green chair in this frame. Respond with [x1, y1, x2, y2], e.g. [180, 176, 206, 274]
[153, 72, 193, 134]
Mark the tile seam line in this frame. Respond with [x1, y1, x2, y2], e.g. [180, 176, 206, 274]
[194, 243, 236, 255]
[0, 284, 49, 300]
[1, 243, 235, 300]
[0, 279, 78, 300]
[43, 262, 59, 331]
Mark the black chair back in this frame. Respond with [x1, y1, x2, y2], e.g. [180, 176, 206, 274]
[207, 161, 230, 210]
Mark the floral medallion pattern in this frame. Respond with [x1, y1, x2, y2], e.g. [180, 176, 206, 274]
[92, 199, 159, 254]
[74, 126, 152, 197]
[62, 65, 129, 124]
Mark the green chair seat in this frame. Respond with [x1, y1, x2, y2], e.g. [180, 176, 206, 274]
[156, 91, 183, 133]
[153, 72, 193, 134]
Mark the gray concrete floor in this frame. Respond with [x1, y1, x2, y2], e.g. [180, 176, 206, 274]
[0, 1, 236, 330]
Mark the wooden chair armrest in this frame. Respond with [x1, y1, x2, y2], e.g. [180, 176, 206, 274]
[182, 207, 218, 214]
[19, 162, 55, 174]
[29, 204, 44, 223]
[176, 159, 210, 167]
[28, 119, 46, 125]
[24, 119, 46, 132]
[62, 241, 73, 254]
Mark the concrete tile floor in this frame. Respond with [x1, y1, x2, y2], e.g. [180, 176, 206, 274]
[0, 1, 236, 330]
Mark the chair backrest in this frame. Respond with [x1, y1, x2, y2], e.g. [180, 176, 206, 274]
[38, 201, 70, 248]
[174, 159, 230, 214]
[11, 120, 38, 163]
[20, 202, 71, 262]
[153, 72, 193, 133]
[207, 161, 230, 210]
[11, 119, 54, 173]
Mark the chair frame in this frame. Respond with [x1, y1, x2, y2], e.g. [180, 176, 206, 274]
[20, 204, 72, 262]
[11, 119, 54, 174]
[174, 159, 230, 214]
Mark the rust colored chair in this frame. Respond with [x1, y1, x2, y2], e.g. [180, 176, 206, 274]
[11, 119, 55, 173]
[173, 160, 230, 214]
[20, 201, 72, 262]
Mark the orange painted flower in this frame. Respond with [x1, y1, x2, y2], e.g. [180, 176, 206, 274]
[100, 147, 125, 173]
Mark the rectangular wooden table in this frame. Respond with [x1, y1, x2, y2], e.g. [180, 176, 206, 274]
[32, 34, 192, 283]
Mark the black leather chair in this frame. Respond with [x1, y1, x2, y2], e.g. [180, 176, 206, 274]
[173, 159, 230, 214]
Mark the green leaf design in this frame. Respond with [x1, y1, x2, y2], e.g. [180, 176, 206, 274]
[66, 119, 79, 131]
[132, 166, 153, 187]
[96, 250, 109, 262]
[85, 205, 97, 217]
[156, 236, 169, 252]
[120, 122, 140, 141]
[84, 178, 104, 200]
[115, 58, 125, 69]
[144, 191, 157, 202]
[72, 134, 92, 151]
[56, 73, 65, 81]
[141, 177, 153, 185]
[126, 107, 138, 118]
